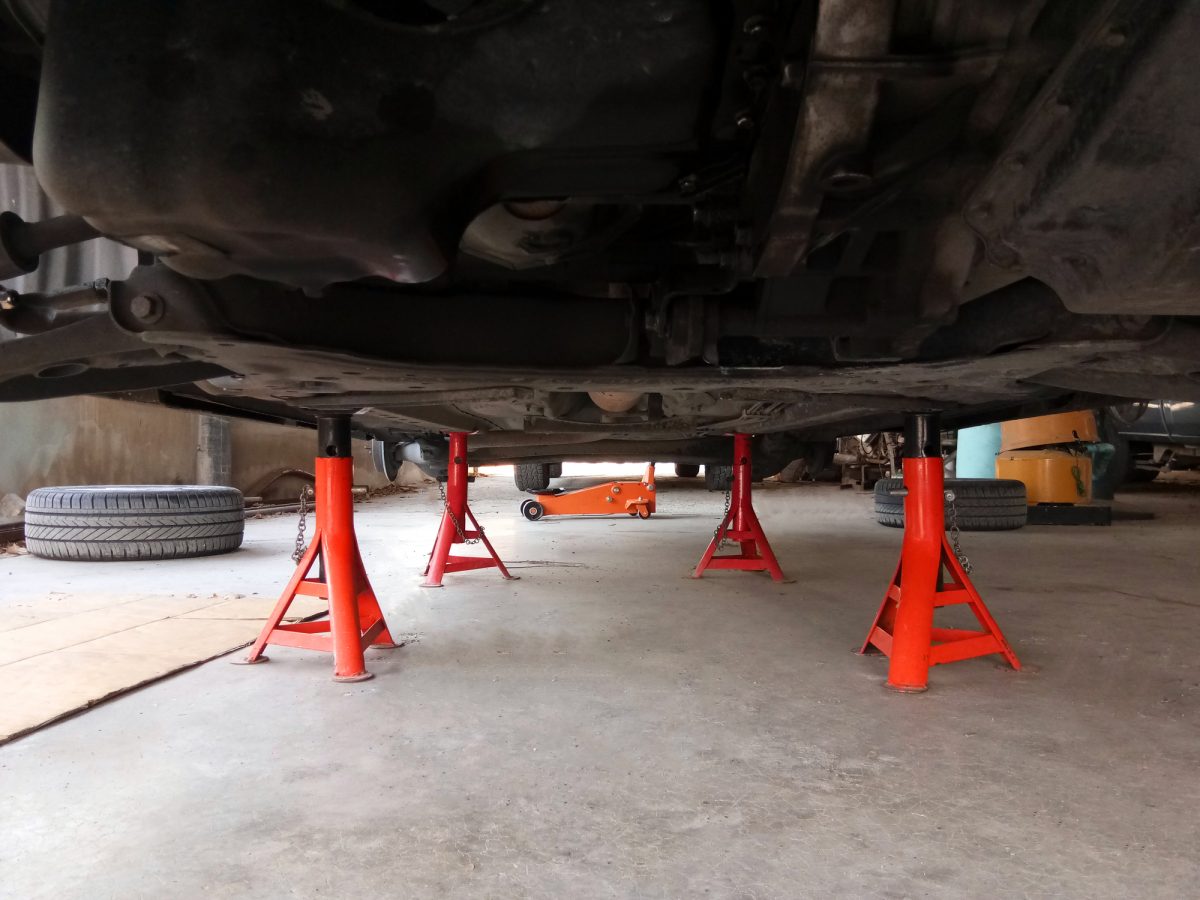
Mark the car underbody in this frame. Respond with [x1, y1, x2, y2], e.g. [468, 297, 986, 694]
[2, 0, 1199, 474]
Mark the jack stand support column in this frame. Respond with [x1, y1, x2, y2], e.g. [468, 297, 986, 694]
[859, 413, 1021, 691]
[423, 431, 517, 587]
[692, 433, 787, 581]
[241, 415, 398, 682]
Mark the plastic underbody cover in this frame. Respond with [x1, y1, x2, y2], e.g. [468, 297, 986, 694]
[32, 0, 718, 290]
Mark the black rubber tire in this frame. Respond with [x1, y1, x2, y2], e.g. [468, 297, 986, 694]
[548, 462, 563, 479]
[514, 463, 551, 492]
[1092, 411, 1130, 500]
[873, 478, 1027, 531]
[674, 463, 700, 478]
[704, 461, 778, 491]
[704, 464, 733, 492]
[24, 485, 245, 561]
[1127, 464, 1160, 483]
[522, 501, 545, 521]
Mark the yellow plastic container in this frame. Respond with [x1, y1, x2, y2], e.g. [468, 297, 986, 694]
[996, 449, 1092, 505]
[1000, 411, 1099, 451]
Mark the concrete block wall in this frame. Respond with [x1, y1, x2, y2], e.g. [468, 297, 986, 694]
[0, 395, 424, 505]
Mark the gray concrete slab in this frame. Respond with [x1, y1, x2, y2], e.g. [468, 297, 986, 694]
[1, 468, 1198, 899]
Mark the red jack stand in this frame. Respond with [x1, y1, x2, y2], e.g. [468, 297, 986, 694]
[423, 431, 517, 587]
[693, 433, 787, 581]
[242, 416, 397, 682]
[859, 413, 1021, 691]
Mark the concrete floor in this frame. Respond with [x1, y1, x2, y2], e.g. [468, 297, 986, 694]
[1, 467, 1198, 899]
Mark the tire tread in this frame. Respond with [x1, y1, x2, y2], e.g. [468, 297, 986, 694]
[873, 477, 1027, 531]
[24, 485, 244, 561]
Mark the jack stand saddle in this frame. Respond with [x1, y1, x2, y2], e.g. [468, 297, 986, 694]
[859, 413, 1021, 691]
[242, 416, 398, 682]
[693, 433, 787, 581]
[423, 431, 517, 587]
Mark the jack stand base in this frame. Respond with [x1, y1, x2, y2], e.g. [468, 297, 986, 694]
[244, 417, 398, 681]
[693, 433, 786, 581]
[423, 431, 517, 587]
[859, 422, 1019, 692]
[231, 654, 270, 666]
[333, 672, 375, 684]
[860, 529, 1020, 692]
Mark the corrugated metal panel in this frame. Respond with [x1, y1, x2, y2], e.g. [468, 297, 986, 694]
[1, 162, 138, 293]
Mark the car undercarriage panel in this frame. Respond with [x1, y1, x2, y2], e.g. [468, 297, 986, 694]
[2, 0, 1200, 465]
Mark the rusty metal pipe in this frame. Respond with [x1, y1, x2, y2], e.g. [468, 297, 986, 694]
[0, 281, 111, 334]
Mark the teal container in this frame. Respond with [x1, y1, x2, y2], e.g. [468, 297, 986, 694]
[956, 423, 1003, 478]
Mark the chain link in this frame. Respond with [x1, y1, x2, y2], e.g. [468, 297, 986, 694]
[945, 489, 973, 574]
[292, 485, 314, 564]
[713, 488, 732, 547]
[439, 480, 481, 545]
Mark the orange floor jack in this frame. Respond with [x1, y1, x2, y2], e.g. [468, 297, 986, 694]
[859, 413, 1021, 692]
[241, 416, 399, 682]
[423, 431, 517, 587]
[520, 464, 656, 520]
[693, 433, 787, 581]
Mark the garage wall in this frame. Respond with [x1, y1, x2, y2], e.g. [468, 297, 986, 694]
[0, 396, 423, 503]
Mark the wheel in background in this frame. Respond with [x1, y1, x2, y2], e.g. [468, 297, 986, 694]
[872, 478, 1027, 530]
[704, 464, 733, 492]
[514, 463, 551, 492]
[674, 463, 700, 478]
[1126, 463, 1160, 483]
[1094, 408, 1160, 499]
[25, 485, 245, 561]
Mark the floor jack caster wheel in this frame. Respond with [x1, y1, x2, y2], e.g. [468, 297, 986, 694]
[522, 500, 545, 521]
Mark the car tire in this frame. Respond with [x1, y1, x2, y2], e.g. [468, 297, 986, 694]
[674, 463, 700, 478]
[24, 485, 245, 561]
[704, 464, 732, 491]
[873, 478, 1027, 531]
[1094, 410, 1161, 497]
[704, 462, 779, 491]
[1126, 464, 1159, 483]
[514, 463, 551, 492]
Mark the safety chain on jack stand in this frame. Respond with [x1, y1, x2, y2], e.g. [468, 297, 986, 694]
[945, 489, 973, 574]
[292, 485, 314, 564]
[714, 488, 732, 548]
[438, 480, 481, 545]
